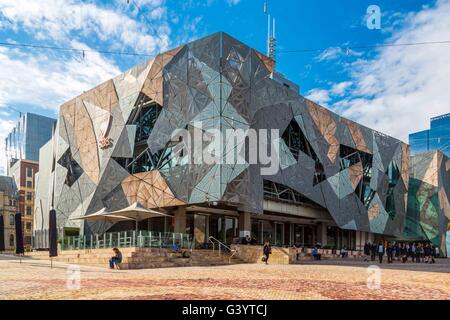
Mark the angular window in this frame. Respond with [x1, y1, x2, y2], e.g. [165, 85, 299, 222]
[26, 181, 32, 188]
[340, 144, 375, 208]
[26, 192, 32, 201]
[385, 161, 400, 220]
[128, 94, 162, 143]
[26, 207, 32, 216]
[114, 93, 169, 174]
[281, 119, 326, 185]
[58, 149, 84, 187]
[263, 180, 325, 209]
[26, 167, 33, 177]
[10, 214, 15, 226]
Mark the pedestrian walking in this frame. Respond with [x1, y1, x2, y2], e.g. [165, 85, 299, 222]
[415, 243, 422, 263]
[364, 241, 371, 262]
[387, 242, 394, 264]
[377, 241, 385, 263]
[370, 242, 377, 261]
[263, 241, 272, 265]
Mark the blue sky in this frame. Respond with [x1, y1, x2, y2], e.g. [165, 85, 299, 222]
[0, 0, 449, 173]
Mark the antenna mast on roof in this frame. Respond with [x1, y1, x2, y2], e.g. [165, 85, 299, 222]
[265, 1, 276, 65]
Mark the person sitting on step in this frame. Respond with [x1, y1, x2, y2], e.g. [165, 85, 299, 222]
[171, 242, 182, 253]
[312, 247, 321, 260]
[109, 248, 122, 269]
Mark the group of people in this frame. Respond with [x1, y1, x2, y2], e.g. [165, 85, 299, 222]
[108, 240, 439, 269]
[241, 234, 258, 245]
[363, 241, 437, 264]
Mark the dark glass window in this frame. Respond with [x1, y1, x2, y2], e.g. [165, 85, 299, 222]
[128, 95, 162, 143]
[26, 181, 32, 188]
[251, 220, 261, 244]
[339, 144, 375, 208]
[26, 207, 32, 215]
[26, 192, 32, 201]
[26, 222, 32, 230]
[9, 234, 14, 247]
[58, 149, 84, 187]
[10, 214, 15, 226]
[224, 217, 238, 245]
[281, 119, 326, 184]
[114, 94, 173, 175]
[263, 180, 324, 209]
[209, 216, 224, 243]
[24, 236, 32, 245]
[26, 167, 33, 177]
[385, 161, 400, 220]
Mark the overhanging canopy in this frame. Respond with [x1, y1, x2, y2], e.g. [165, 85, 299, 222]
[106, 202, 171, 221]
[71, 207, 134, 223]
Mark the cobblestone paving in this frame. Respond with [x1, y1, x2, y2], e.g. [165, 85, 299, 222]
[0, 255, 449, 300]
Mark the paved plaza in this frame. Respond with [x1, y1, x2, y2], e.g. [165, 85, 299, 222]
[0, 254, 449, 300]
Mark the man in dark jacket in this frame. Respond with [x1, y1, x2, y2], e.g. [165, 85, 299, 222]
[364, 241, 371, 262]
[263, 241, 272, 265]
[370, 243, 377, 261]
[377, 242, 385, 263]
[386, 243, 394, 263]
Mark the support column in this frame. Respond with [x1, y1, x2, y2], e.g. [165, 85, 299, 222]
[174, 206, 186, 234]
[238, 211, 251, 238]
[356, 231, 362, 251]
[316, 223, 327, 247]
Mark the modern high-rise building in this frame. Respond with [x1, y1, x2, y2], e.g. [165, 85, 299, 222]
[409, 113, 450, 157]
[34, 33, 412, 252]
[5, 112, 56, 168]
[0, 176, 18, 252]
[4, 112, 56, 251]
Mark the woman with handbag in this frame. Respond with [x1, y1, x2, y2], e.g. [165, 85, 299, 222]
[263, 241, 272, 265]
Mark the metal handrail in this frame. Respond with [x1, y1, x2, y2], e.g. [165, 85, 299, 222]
[208, 236, 237, 264]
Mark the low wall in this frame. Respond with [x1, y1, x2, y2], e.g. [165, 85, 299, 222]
[232, 245, 293, 264]
[232, 245, 364, 264]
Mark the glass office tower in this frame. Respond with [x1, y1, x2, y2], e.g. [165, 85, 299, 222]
[409, 113, 450, 156]
[5, 113, 56, 165]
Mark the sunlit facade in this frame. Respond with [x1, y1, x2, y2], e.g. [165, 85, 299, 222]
[34, 33, 411, 251]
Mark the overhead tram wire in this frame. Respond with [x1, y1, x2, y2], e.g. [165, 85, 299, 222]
[0, 41, 154, 58]
[278, 40, 450, 55]
[0, 39, 449, 59]
[0, 1, 164, 60]
[280, 40, 450, 54]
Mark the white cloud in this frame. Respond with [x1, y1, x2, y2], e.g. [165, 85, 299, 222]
[331, 81, 353, 96]
[315, 47, 343, 62]
[313, 0, 450, 142]
[0, 44, 121, 112]
[0, 0, 175, 173]
[0, 0, 171, 53]
[0, 42, 123, 174]
[306, 89, 331, 107]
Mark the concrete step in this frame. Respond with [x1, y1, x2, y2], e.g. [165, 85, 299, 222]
[27, 248, 246, 269]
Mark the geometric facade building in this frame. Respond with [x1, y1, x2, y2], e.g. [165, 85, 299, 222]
[404, 151, 450, 256]
[33, 33, 410, 249]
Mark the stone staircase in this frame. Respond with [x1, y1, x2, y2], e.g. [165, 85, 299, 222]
[26, 247, 245, 269]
